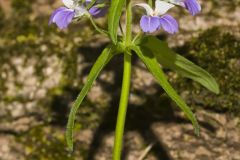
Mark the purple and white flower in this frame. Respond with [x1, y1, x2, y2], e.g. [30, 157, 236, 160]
[49, 0, 108, 29]
[86, 0, 109, 18]
[136, 0, 178, 33]
[89, 6, 108, 18]
[169, 0, 201, 16]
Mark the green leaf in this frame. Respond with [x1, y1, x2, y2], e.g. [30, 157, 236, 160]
[108, 0, 125, 44]
[131, 45, 200, 135]
[137, 36, 220, 94]
[66, 46, 115, 151]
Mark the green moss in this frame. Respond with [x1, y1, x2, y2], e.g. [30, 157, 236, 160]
[17, 125, 88, 160]
[174, 27, 240, 114]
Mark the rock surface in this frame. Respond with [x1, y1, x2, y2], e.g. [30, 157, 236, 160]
[0, 0, 240, 159]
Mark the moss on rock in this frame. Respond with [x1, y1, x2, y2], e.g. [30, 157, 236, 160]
[174, 27, 240, 114]
[16, 125, 88, 160]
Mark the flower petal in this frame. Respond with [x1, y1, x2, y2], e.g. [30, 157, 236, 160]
[140, 15, 161, 33]
[49, 7, 67, 25]
[169, 0, 185, 7]
[155, 0, 174, 15]
[62, 0, 75, 9]
[159, 14, 178, 34]
[89, 6, 108, 18]
[74, 6, 88, 17]
[184, 0, 201, 15]
[136, 3, 154, 16]
[85, 0, 92, 6]
[86, 0, 92, 3]
[86, 0, 106, 6]
[50, 8, 75, 29]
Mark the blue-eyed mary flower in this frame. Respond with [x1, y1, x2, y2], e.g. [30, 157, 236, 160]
[88, 0, 109, 18]
[169, 0, 201, 16]
[86, 0, 109, 18]
[136, 0, 178, 34]
[49, 0, 108, 29]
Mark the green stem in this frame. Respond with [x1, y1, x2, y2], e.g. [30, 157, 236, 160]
[148, 0, 153, 7]
[89, 16, 108, 36]
[113, 53, 131, 160]
[119, 21, 124, 36]
[86, 0, 97, 10]
[113, 1, 132, 159]
[125, 0, 132, 46]
[133, 32, 143, 43]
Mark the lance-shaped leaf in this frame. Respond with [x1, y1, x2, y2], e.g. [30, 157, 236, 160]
[137, 36, 219, 94]
[66, 46, 115, 151]
[108, 0, 125, 44]
[131, 45, 200, 135]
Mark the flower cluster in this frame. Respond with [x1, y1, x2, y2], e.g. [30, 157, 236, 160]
[49, 0, 201, 34]
[49, 0, 108, 29]
[136, 0, 201, 33]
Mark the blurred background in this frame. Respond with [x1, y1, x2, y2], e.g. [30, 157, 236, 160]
[0, 0, 240, 159]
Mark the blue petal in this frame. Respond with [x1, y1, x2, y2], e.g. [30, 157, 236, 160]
[49, 7, 75, 29]
[49, 7, 66, 25]
[184, 0, 201, 16]
[140, 16, 161, 33]
[89, 6, 108, 18]
[159, 14, 178, 34]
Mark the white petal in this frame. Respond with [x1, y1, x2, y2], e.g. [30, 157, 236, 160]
[136, 3, 154, 16]
[155, 0, 174, 15]
[169, 0, 185, 7]
[62, 0, 75, 9]
[74, 6, 88, 17]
